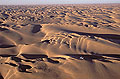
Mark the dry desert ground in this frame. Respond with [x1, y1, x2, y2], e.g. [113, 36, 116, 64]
[0, 4, 120, 79]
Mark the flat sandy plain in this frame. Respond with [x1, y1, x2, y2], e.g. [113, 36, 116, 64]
[0, 4, 120, 79]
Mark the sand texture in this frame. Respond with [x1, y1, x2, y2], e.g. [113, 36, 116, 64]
[0, 4, 120, 79]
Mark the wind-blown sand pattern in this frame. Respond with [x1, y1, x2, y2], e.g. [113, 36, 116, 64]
[0, 4, 120, 79]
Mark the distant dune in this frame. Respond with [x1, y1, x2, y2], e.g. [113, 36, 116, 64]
[0, 4, 120, 79]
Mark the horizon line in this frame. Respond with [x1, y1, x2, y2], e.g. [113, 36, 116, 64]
[0, 3, 120, 6]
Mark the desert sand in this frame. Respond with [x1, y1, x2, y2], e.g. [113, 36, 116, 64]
[0, 4, 120, 79]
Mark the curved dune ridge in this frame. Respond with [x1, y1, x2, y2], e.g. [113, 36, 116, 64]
[0, 4, 120, 79]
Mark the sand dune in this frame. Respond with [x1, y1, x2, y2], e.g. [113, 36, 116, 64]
[0, 4, 120, 79]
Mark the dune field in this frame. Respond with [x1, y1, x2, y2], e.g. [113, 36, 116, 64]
[0, 4, 120, 79]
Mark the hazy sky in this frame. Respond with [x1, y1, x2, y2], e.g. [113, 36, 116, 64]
[0, 0, 120, 5]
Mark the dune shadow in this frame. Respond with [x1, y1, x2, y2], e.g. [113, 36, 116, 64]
[0, 73, 3, 79]
[18, 64, 32, 73]
[51, 57, 66, 60]
[47, 58, 59, 64]
[1, 24, 10, 27]
[65, 54, 120, 63]
[32, 24, 42, 33]
[101, 54, 120, 58]
[11, 56, 22, 62]
[41, 40, 50, 44]
[65, 54, 105, 62]
[0, 54, 16, 57]
[0, 45, 16, 48]
[21, 54, 48, 59]
[5, 62, 17, 67]
[0, 27, 8, 31]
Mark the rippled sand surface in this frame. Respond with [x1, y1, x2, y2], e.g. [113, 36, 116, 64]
[0, 4, 120, 79]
